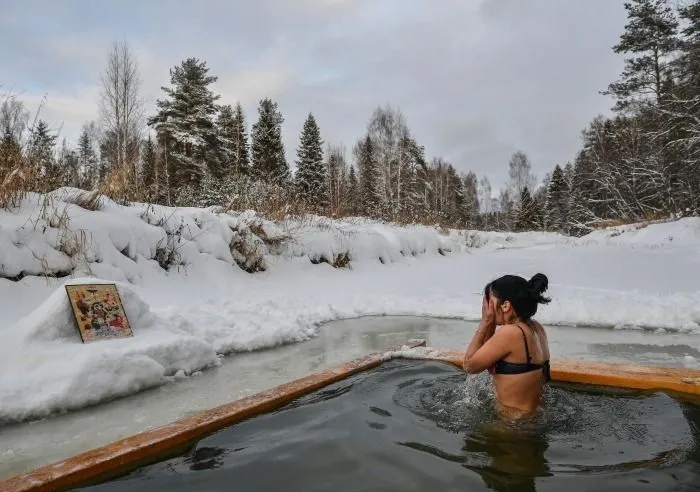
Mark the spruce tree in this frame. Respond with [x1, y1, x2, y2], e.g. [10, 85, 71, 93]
[77, 126, 98, 189]
[515, 186, 538, 231]
[231, 102, 249, 174]
[294, 113, 326, 212]
[58, 139, 80, 188]
[463, 171, 480, 228]
[356, 135, 382, 219]
[29, 120, 59, 188]
[250, 98, 288, 185]
[402, 137, 428, 221]
[345, 165, 359, 215]
[603, 0, 678, 110]
[567, 151, 594, 236]
[217, 103, 249, 177]
[217, 104, 236, 176]
[147, 58, 222, 189]
[141, 136, 157, 196]
[544, 164, 569, 232]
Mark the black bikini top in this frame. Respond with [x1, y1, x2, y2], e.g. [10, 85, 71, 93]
[492, 324, 551, 382]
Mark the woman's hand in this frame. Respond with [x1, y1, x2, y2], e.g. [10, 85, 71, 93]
[481, 295, 496, 329]
[463, 295, 499, 372]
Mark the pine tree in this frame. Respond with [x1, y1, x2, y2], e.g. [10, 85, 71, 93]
[356, 135, 382, 218]
[294, 113, 327, 212]
[544, 164, 569, 232]
[603, 0, 678, 110]
[147, 58, 222, 190]
[250, 98, 288, 185]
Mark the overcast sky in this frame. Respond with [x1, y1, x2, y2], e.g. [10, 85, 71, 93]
[0, 0, 627, 190]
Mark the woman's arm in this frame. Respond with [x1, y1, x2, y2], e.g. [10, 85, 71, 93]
[462, 296, 511, 373]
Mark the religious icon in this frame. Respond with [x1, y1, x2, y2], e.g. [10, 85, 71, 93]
[65, 284, 134, 343]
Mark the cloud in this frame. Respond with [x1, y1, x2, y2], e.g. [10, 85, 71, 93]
[1, 0, 628, 190]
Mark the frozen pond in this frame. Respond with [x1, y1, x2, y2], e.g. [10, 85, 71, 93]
[1, 316, 699, 479]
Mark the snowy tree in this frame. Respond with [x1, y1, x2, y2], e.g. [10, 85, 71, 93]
[250, 98, 288, 185]
[98, 41, 143, 175]
[217, 103, 249, 177]
[515, 186, 540, 231]
[57, 139, 79, 188]
[196, 171, 229, 208]
[345, 164, 360, 216]
[401, 137, 429, 222]
[478, 176, 492, 214]
[294, 113, 326, 211]
[603, 0, 678, 111]
[231, 102, 249, 174]
[367, 105, 410, 218]
[77, 124, 99, 189]
[28, 120, 59, 187]
[355, 135, 382, 218]
[327, 145, 348, 216]
[217, 105, 236, 175]
[147, 57, 222, 190]
[463, 171, 480, 227]
[140, 136, 157, 196]
[507, 151, 536, 204]
[498, 188, 516, 231]
[0, 96, 28, 145]
[544, 164, 569, 232]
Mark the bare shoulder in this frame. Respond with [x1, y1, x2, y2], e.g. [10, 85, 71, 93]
[530, 319, 548, 339]
[497, 323, 524, 338]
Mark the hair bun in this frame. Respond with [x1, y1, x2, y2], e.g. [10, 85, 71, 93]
[528, 273, 549, 295]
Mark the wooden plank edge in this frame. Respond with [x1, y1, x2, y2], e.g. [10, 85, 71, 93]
[403, 348, 700, 397]
[0, 339, 427, 492]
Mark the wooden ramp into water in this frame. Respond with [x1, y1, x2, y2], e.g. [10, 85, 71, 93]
[2, 341, 700, 492]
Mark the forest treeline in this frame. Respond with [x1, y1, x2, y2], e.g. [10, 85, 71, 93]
[1, 0, 698, 234]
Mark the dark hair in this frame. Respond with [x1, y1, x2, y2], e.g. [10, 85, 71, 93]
[485, 273, 551, 321]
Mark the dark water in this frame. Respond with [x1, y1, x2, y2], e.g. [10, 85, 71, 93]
[80, 360, 700, 492]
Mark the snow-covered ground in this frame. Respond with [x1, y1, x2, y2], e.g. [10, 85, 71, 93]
[0, 188, 698, 431]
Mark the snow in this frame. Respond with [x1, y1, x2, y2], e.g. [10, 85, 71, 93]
[0, 189, 699, 425]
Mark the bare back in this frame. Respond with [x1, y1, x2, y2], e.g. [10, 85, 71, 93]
[492, 320, 550, 416]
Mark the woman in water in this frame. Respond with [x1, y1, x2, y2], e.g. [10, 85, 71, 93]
[463, 273, 551, 417]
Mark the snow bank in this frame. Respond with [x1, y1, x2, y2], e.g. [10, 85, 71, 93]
[0, 278, 219, 424]
[0, 189, 468, 283]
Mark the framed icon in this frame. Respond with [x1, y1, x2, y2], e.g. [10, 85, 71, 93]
[65, 284, 134, 343]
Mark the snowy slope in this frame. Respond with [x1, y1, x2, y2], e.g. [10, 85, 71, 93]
[0, 189, 698, 424]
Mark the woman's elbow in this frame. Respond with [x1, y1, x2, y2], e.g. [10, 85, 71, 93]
[462, 358, 482, 374]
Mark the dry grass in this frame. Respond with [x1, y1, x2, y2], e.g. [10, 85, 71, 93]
[62, 189, 105, 211]
[99, 164, 141, 206]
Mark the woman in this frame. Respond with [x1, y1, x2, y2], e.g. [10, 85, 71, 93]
[463, 273, 551, 417]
